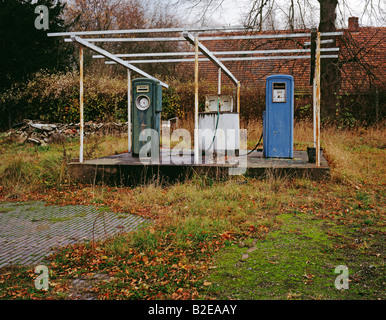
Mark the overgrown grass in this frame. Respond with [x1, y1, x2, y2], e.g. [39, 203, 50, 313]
[0, 122, 384, 300]
[322, 124, 385, 185]
[0, 133, 128, 197]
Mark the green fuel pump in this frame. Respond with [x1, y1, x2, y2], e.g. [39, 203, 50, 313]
[131, 78, 162, 157]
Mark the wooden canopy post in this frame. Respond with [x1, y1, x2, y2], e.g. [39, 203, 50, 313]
[237, 81, 241, 113]
[127, 69, 131, 153]
[79, 45, 84, 163]
[314, 31, 321, 167]
[194, 36, 199, 164]
[218, 67, 221, 95]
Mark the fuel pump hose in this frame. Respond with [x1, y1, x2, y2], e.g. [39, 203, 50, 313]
[246, 132, 263, 155]
[205, 97, 220, 153]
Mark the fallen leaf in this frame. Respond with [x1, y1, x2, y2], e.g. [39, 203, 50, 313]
[241, 253, 249, 260]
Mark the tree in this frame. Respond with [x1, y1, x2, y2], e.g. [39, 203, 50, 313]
[0, 0, 71, 92]
[63, 0, 181, 76]
[0, 0, 72, 128]
[318, 0, 337, 31]
[64, 0, 147, 32]
[317, 0, 340, 119]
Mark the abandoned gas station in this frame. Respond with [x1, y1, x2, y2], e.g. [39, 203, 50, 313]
[47, 25, 340, 185]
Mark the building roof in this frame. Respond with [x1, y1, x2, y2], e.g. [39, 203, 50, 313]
[338, 25, 385, 93]
[176, 18, 385, 95]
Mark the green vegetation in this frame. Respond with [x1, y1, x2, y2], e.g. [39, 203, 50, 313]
[208, 213, 385, 300]
[0, 123, 384, 300]
[0, 0, 383, 301]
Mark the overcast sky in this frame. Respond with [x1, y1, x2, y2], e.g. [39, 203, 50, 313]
[159, 0, 386, 28]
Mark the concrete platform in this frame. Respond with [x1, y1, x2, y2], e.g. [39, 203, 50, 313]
[68, 149, 330, 186]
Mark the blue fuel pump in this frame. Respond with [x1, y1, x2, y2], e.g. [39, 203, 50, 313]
[263, 75, 294, 158]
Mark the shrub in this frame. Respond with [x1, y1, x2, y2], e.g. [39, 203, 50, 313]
[1, 71, 381, 129]
[162, 86, 184, 120]
[0, 70, 128, 126]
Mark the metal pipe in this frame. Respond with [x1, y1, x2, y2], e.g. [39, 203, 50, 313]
[220, 55, 339, 61]
[48, 25, 248, 37]
[315, 32, 321, 167]
[105, 58, 207, 64]
[93, 52, 194, 58]
[103, 54, 338, 65]
[79, 33, 312, 43]
[79, 45, 84, 164]
[85, 37, 186, 42]
[200, 33, 311, 41]
[92, 48, 338, 59]
[320, 31, 344, 36]
[218, 68, 221, 95]
[49, 28, 342, 38]
[237, 82, 241, 113]
[70, 31, 343, 44]
[65, 37, 337, 45]
[194, 37, 199, 165]
[304, 39, 334, 46]
[200, 31, 342, 41]
[313, 70, 316, 149]
[127, 69, 131, 153]
[218, 68, 221, 115]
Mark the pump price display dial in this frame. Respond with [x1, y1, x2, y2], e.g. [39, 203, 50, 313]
[136, 95, 151, 110]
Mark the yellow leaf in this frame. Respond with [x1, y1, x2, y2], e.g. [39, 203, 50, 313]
[203, 281, 212, 286]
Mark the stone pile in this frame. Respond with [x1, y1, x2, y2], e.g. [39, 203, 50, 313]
[4, 120, 128, 146]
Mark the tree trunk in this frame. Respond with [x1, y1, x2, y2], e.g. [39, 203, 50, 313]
[319, 0, 338, 32]
[318, 0, 341, 121]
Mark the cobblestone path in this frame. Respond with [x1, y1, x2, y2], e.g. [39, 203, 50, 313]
[0, 201, 148, 268]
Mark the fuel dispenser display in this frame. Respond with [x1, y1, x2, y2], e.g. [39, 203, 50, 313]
[263, 75, 294, 158]
[132, 78, 162, 157]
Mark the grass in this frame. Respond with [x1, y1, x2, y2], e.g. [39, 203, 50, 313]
[0, 133, 129, 197]
[208, 212, 385, 300]
[0, 121, 385, 300]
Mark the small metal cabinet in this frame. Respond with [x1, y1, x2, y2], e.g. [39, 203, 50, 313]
[205, 95, 233, 112]
[132, 78, 162, 157]
[263, 75, 294, 158]
[199, 93, 240, 155]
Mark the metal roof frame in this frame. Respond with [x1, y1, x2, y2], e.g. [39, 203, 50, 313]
[71, 36, 169, 88]
[48, 26, 343, 166]
[183, 32, 238, 85]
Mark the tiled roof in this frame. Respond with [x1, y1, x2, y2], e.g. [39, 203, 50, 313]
[176, 22, 385, 95]
[338, 27, 385, 93]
